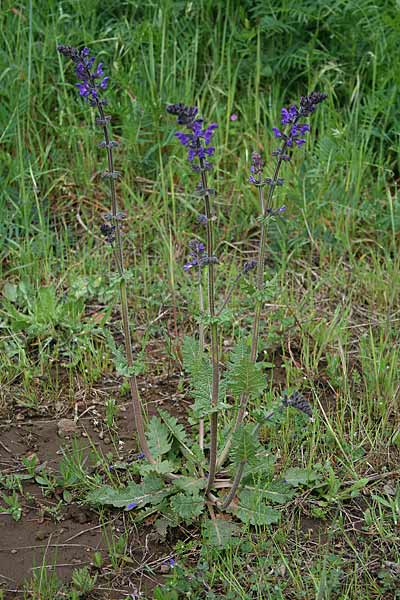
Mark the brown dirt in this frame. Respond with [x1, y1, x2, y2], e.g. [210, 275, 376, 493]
[0, 374, 183, 598]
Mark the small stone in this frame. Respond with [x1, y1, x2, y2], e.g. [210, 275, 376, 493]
[11, 549, 17, 554]
[57, 419, 79, 438]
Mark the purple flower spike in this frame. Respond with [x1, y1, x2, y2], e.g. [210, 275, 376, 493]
[57, 45, 109, 106]
[166, 103, 218, 167]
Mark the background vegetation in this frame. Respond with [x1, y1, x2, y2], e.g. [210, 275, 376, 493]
[0, 1, 399, 598]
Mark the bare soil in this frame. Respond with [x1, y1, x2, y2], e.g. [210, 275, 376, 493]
[0, 374, 183, 598]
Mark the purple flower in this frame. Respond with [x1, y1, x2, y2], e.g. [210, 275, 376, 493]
[281, 105, 298, 125]
[126, 502, 138, 510]
[271, 93, 326, 159]
[230, 113, 238, 121]
[184, 239, 206, 271]
[57, 45, 109, 106]
[167, 103, 218, 168]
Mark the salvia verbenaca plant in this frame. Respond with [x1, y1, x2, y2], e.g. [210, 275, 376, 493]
[58, 45, 326, 524]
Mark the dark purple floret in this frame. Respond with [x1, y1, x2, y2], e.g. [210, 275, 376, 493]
[57, 44, 109, 106]
[272, 92, 326, 157]
[243, 260, 257, 274]
[166, 103, 199, 126]
[167, 103, 218, 168]
[299, 92, 328, 116]
[184, 239, 206, 271]
[100, 222, 115, 244]
[283, 391, 313, 418]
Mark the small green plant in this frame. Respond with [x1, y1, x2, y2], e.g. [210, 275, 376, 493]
[71, 567, 97, 596]
[105, 397, 118, 429]
[1, 491, 22, 521]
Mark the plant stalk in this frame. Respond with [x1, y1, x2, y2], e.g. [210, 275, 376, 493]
[217, 142, 288, 469]
[199, 160, 220, 493]
[97, 103, 155, 464]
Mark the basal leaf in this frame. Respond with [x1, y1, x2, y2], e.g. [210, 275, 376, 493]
[158, 409, 198, 462]
[173, 476, 205, 496]
[284, 467, 320, 487]
[146, 416, 172, 459]
[86, 475, 168, 508]
[203, 518, 241, 548]
[140, 460, 176, 476]
[170, 492, 204, 523]
[235, 489, 281, 526]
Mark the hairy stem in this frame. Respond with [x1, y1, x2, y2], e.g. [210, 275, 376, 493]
[198, 270, 205, 461]
[97, 103, 155, 464]
[199, 161, 220, 493]
[217, 142, 288, 469]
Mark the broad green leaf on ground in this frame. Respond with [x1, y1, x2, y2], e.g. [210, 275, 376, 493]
[173, 476, 206, 496]
[139, 460, 177, 476]
[244, 481, 295, 504]
[203, 518, 241, 548]
[146, 416, 172, 459]
[284, 467, 320, 487]
[86, 476, 168, 508]
[235, 489, 281, 526]
[169, 492, 204, 523]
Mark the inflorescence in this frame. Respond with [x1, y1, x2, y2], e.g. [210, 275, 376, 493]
[184, 240, 218, 271]
[271, 91, 327, 152]
[166, 103, 218, 170]
[57, 45, 109, 106]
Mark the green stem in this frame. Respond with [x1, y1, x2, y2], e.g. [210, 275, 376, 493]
[199, 162, 220, 494]
[217, 143, 288, 469]
[97, 103, 155, 464]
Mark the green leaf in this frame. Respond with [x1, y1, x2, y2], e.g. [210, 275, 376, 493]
[158, 409, 198, 462]
[170, 492, 204, 523]
[230, 424, 261, 466]
[86, 476, 168, 508]
[226, 338, 265, 398]
[146, 416, 172, 459]
[203, 518, 241, 548]
[244, 481, 295, 504]
[173, 477, 205, 496]
[235, 489, 281, 526]
[182, 336, 227, 419]
[284, 467, 320, 487]
[140, 460, 176, 475]
[2, 283, 17, 302]
[242, 452, 276, 481]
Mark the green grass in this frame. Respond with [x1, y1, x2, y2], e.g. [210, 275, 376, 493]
[1, 0, 399, 598]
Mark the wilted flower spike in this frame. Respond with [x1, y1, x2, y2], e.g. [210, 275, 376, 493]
[243, 260, 257, 273]
[283, 391, 313, 418]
